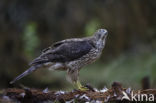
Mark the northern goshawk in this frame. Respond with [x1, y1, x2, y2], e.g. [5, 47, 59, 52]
[10, 29, 108, 90]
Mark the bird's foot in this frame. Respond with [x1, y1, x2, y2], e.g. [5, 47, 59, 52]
[75, 81, 89, 91]
[78, 86, 89, 91]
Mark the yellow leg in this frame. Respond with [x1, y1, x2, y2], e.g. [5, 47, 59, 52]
[74, 80, 89, 91]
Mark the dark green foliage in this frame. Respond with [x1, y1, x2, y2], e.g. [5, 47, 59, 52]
[0, 0, 155, 89]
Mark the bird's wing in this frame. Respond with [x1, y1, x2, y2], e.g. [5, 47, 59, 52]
[42, 38, 84, 53]
[29, 40, 94, 65]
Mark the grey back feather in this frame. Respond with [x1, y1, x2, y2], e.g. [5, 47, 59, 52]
[29, 40, 95, 65]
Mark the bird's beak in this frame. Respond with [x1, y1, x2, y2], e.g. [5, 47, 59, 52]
[103, 32, 108, 40]
[104, 30, 108, 37]
[99, 29, 108, 39]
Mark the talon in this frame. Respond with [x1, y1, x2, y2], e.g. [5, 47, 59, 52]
[78, 86, 89, 91]
[74, 81, 89, 91]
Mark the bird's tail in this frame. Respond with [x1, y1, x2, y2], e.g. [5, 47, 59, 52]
[10, 65, 41, 84]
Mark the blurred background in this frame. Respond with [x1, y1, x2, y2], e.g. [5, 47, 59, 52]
[0, 0, 156, 90]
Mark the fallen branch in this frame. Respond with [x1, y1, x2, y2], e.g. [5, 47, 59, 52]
[1, 82, 156, 103]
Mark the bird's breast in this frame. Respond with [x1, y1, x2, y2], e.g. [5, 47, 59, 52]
[66, 48, 101, 70]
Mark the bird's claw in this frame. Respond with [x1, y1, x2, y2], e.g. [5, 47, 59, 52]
[78, 86, 89, 91]
[75, 81, 89, 91]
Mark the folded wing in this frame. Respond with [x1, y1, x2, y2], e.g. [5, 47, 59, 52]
[30, 40, 93, 65]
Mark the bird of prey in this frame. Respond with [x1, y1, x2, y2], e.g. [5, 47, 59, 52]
[10, 29, 108, 90]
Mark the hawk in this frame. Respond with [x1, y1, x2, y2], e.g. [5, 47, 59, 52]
[10, 29, 108, 90]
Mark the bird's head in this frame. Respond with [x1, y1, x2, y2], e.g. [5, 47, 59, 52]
[94, 29, 108, 49]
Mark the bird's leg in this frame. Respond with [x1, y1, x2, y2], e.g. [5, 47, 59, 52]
[67, 69, 89, 91]
[75, 80, 89, 91]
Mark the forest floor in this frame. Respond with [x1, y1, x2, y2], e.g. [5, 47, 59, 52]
[0, 82, 156, 103]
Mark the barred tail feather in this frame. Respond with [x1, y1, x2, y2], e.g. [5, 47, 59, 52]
[10, 65, 41, 84]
